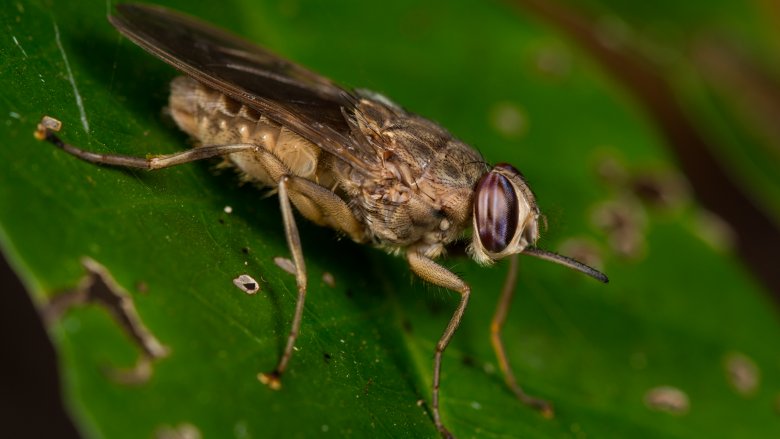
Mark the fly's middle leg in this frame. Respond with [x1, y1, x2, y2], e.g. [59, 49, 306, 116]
[258, 175, 307, 389]
[224, 144, 363, 388]
[283, 176, 365, 242]
[259, 174, 366, 388]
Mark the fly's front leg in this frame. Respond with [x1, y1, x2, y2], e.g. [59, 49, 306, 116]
[491, 254, 553, 417]
[35, 116, 260, 169]
[407, 251, 470, 439]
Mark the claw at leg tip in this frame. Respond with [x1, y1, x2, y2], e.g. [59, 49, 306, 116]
[258, 371, 282, 390]
[34, 125, 46, 141]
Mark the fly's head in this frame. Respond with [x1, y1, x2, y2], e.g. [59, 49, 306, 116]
[469, 163, 541, 265]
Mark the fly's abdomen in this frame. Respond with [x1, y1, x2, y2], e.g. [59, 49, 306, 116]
[169, 76, 321, 184]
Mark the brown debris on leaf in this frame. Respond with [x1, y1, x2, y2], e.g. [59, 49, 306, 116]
[42, 257, 169, 384]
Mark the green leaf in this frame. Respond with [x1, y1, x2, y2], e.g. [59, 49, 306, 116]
[1, 0, 779, 438]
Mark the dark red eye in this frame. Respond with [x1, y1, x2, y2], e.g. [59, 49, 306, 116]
[474, 170, 518, 253]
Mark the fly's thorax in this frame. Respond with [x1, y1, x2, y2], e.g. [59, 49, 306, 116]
[341, 97, 488, 253]
[347, 128, 484, 255]
[168, 76, 321, 183]
[469, 163, 540, 265]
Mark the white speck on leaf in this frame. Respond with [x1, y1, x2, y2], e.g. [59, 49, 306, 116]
[724, 351, 760, 396]
[154, 423, 201, 439]
[233, 420, 249, 439]
[274, 256, 296, 275]
[233, 274, 259, 294]
[644, 385, 690, 415]
[322, 271, 336, 287]
[489, 102, 527, 139]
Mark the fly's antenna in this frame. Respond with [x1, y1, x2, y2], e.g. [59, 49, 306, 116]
[522, 247, 609, 283]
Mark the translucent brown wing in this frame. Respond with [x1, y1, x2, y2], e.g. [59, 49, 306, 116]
[109, 3, 380, 171]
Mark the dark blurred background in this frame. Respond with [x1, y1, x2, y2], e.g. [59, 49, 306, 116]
[0, 256, 80, 438]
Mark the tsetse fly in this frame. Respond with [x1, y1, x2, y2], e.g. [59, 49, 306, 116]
[36, 4, 608, 437]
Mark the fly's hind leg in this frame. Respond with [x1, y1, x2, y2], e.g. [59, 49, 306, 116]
[35, 116, 261, 169]
[491, 254, 553, 417]
[35, 116, 359, 392]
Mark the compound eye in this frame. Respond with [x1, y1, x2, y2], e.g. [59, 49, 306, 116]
[474, 171, 518, 254]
